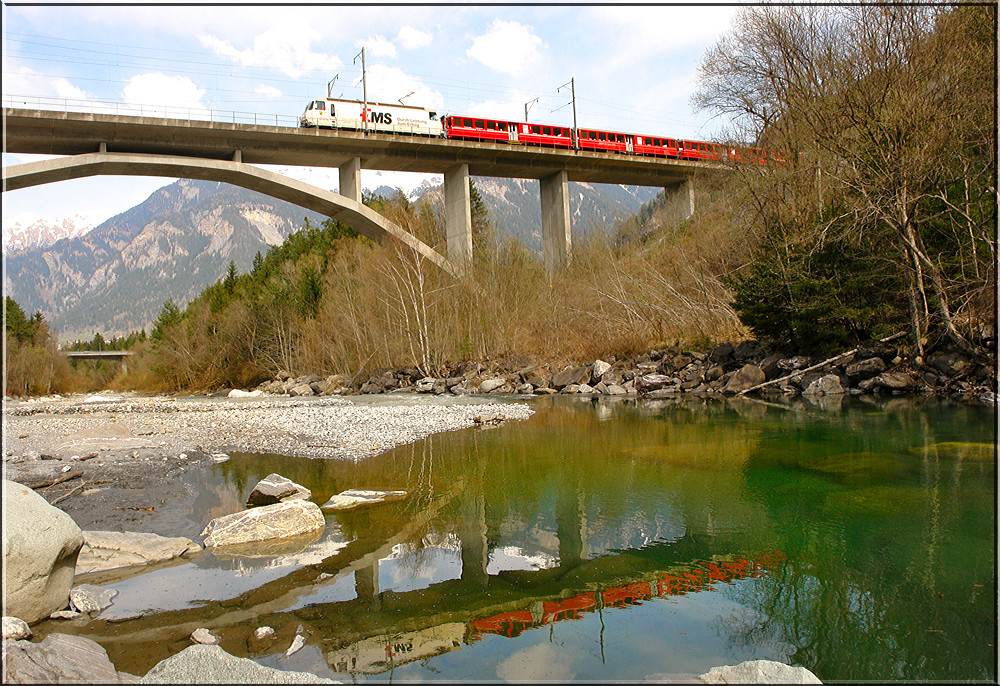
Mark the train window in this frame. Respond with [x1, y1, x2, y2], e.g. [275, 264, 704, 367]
[498, 122, 507, 131]
[315, 101, 325, 111]
[429, 112, 437, 121]
[464, 118, 473, 127]
[618, 134, 625, 143]
[475, 120, 484, 128]
[487, 121, 496, 130]
[543, 126, 551, 135]
[599, 132, 606, 141]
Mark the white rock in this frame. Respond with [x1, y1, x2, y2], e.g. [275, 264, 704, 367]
[227, 389, 263, 398]
[283, 634, 306, 658]
[697, 660, 822, 684]
[321, 489, 407, 511]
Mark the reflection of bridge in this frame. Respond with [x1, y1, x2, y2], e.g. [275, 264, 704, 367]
[3, 108, 708, 274]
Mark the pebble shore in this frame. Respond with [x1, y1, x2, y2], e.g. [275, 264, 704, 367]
[3, 392, 535, 462]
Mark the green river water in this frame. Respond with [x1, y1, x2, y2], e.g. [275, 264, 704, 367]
[40, 395, 996, 682]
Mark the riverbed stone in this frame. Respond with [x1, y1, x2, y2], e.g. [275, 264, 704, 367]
[201, 499, 325, 548]
[191, 627, 220, 645]
[635, 374, 677, 392]
[845, 356, 886, 383]
[592, 359, 612, 381]
[696, 659, 822, 683]
[2, 616, 31, 640]
[139, 644, 337, 684]
[3, 633, 139, 684]
[874, 370, 917, 391]
[479, 378, 506, 393]
[246, 473, 312, 507]
[69, 584, 118, 616]
[550, 366, 591, 389]
[722, 364, 766, 394]
[321, 489, 407, 510]
[76, 530, 202, 575]
[2, 480, 83, 624]
[247, 626, 276, 653]
[802, 374, 845, 396]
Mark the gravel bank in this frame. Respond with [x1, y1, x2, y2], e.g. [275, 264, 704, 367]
[1, 391, 533, 536]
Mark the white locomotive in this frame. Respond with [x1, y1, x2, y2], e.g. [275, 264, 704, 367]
[299, 98, 442, 136]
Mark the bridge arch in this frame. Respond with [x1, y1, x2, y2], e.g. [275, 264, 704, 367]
[2, 152, 459, 277]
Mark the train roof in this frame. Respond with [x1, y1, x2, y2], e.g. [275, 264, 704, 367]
[319, 97, 433, 111]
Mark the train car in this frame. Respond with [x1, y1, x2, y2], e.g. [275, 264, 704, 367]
[443, 115, 518, 143]
[577, 128, 632, 154]
[632, 134, 680, 158]
[678, 140, 724, 161]
[300, 98, 443, 136]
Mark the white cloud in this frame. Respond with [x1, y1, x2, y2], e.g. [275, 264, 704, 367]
[254, 84, 283, 99]
[2, 64, 89, 103]
[121, 73, 209, 119]
[357, 34, 396, 59]
[396, 25, 432, 50]
[364, 64, 444, 112]
[585, 6, 738, 55]
[199, 26, 341, 79]
[466, 19, 544, 75]
[122, 73, 205, 108]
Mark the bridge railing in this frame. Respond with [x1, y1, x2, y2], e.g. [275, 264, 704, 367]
[3, 94, 300, 128]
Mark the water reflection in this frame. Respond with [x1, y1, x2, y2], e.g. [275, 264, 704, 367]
[39, 396, 995, 682]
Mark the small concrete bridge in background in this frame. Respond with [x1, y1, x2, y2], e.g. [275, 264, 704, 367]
[3, 108, 709, 275]
[63, 350, 135, 374]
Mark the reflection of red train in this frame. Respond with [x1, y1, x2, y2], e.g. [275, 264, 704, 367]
[469, 551, 786, 641]
[441, 114, 781, 164]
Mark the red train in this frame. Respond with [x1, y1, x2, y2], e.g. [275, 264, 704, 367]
[441, 114, 779, 164]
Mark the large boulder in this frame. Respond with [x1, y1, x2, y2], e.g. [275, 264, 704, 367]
[140, 644, 337, 683]
[246, 474, 311, 507]
[723, 364, 767, 394]
[201, 500, 325, 548]
[2, 480, 83, 624]
[3, 633, 138, 683]
[76, 530, 202, 575]
[696, 659, 822, 683]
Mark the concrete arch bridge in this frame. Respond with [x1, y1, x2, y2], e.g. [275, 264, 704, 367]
[3, 108, 710, 276]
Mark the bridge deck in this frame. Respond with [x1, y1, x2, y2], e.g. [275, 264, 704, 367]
[4, 108, 711, 187]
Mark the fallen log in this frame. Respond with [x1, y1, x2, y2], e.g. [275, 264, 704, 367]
[28, 471, 83, 490]
[737, 331, 906, 396]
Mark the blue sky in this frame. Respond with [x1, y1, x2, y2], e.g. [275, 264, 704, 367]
[2, 4, 739, 231]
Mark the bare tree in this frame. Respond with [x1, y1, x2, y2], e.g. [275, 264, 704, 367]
[694, 4, 995, 354]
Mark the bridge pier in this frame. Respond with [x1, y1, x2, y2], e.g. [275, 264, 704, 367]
[339, 157, 362, 203]
[444, 164, 473, 273]
[664, 178, 695, 221]
[540, 171, 571, 273]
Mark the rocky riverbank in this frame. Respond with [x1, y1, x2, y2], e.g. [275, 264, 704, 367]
[250, 340, 997, 405]
[1, 393, 533, 537]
